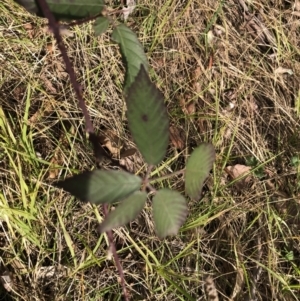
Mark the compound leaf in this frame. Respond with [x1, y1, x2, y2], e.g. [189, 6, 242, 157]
[112, 24, 149, 91]
[185, 143, 215, 200]
[94, 16, 109, 36]
[13, 0, 105, 21]
[153, 189, 187, 239]
[126, 65, 169, 165]
[55, 170, 141, 204]
[99, 191, 147, 233]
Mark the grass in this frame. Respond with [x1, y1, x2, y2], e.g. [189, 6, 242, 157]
[1, 0, 300, 300]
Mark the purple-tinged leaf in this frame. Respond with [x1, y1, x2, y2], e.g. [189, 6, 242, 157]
[153, 189, 187, 239]
[126, 65, 169, 165]
[112, 24, 149, 91]
[94, 16, 109, 36]
[185, 143, 215, 200]
[99, 191, 146, 233]
[55, 170, 141, 204]
[13, 0, 105, 21]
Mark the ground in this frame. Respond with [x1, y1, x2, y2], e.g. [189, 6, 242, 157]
[0, 0, 300, 300]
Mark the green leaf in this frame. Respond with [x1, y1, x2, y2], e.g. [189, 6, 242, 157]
[13, 0, 105, 21]
[55, 170, 142, 204]
[99, 191, 147, 233]
[126, 65, 169, 165]
[153, 189, 187, 239]
[185, 143, 215, 200]
[94, 16, 109, 36]
[112, 24, 149, 91]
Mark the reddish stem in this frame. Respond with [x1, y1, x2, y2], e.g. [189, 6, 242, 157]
[35, 0, 129, 299]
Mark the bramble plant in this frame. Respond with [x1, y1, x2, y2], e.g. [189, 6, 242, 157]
[13, 0, 215, 299]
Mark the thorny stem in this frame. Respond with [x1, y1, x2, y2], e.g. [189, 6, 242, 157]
[102, 204, 129, 300]
[36, 1, 128, 300]
[142, 165, 153, 191]
[142, 165, 156, 193]
[36, 0, 93, 133]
